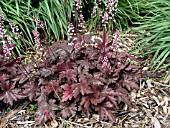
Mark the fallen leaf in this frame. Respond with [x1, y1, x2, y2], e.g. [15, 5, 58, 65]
[152, 96, 160, 106]
[152, 117, 161, 128]
[50, 119, 58, 128]
[146, 79, 154, 87]
[163, 106, 167, 114]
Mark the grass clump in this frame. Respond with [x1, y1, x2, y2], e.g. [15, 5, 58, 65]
[131, 0, 170, 73]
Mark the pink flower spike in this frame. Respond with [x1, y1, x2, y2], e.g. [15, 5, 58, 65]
[33, 16, 38, 24]
[32, 30, 40, 38]
[92, 6, 97, 16]
[104, 12, 109, 21]
[102, 55, 108, 68]
[115, 29, 120, 38]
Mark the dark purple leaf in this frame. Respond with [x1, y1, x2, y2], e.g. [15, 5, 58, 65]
[59, 69, 77, 82]
[80, 96, 90, 110]
[116, 87, 131, 106]
[55, 62, 74, 72]
[0, 81, 25, 105]
[61, 84, 73, 102]
[0, 73, 10, 84]
[72, 79, 93, 98]
[123, 79, 139, 91]
[35, 93, 57, 124]
[43, 80, 61, 95]
[22, 81, 40, 101]
[39, 67, 55, 77]
[96, 101, 116, 122]
[61, 104, 76, 119]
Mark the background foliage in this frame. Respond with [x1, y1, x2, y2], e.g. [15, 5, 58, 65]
[0, 0, 73, 55]
[85, 0, 141, 33]
[132, 0, 170, 73]
[0, 0, 36, 55]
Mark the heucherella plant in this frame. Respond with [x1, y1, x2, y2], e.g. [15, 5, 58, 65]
[0, 24, 142, 125]
[0, 4, 142, 126]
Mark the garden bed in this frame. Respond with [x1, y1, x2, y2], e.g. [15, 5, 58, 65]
[0, 32, 169, 128]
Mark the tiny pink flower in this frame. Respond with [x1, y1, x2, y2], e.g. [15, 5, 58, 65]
[102, 55, 108, 68]
[33, 16, 39, 25]
[32, 30, 40, 38]
[98, 8, 102, 17]
[74, 42, 80, 49]
[104, 12, 109, 21]
[102, 61, 108, 68]
[92, 6, 97, 17]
